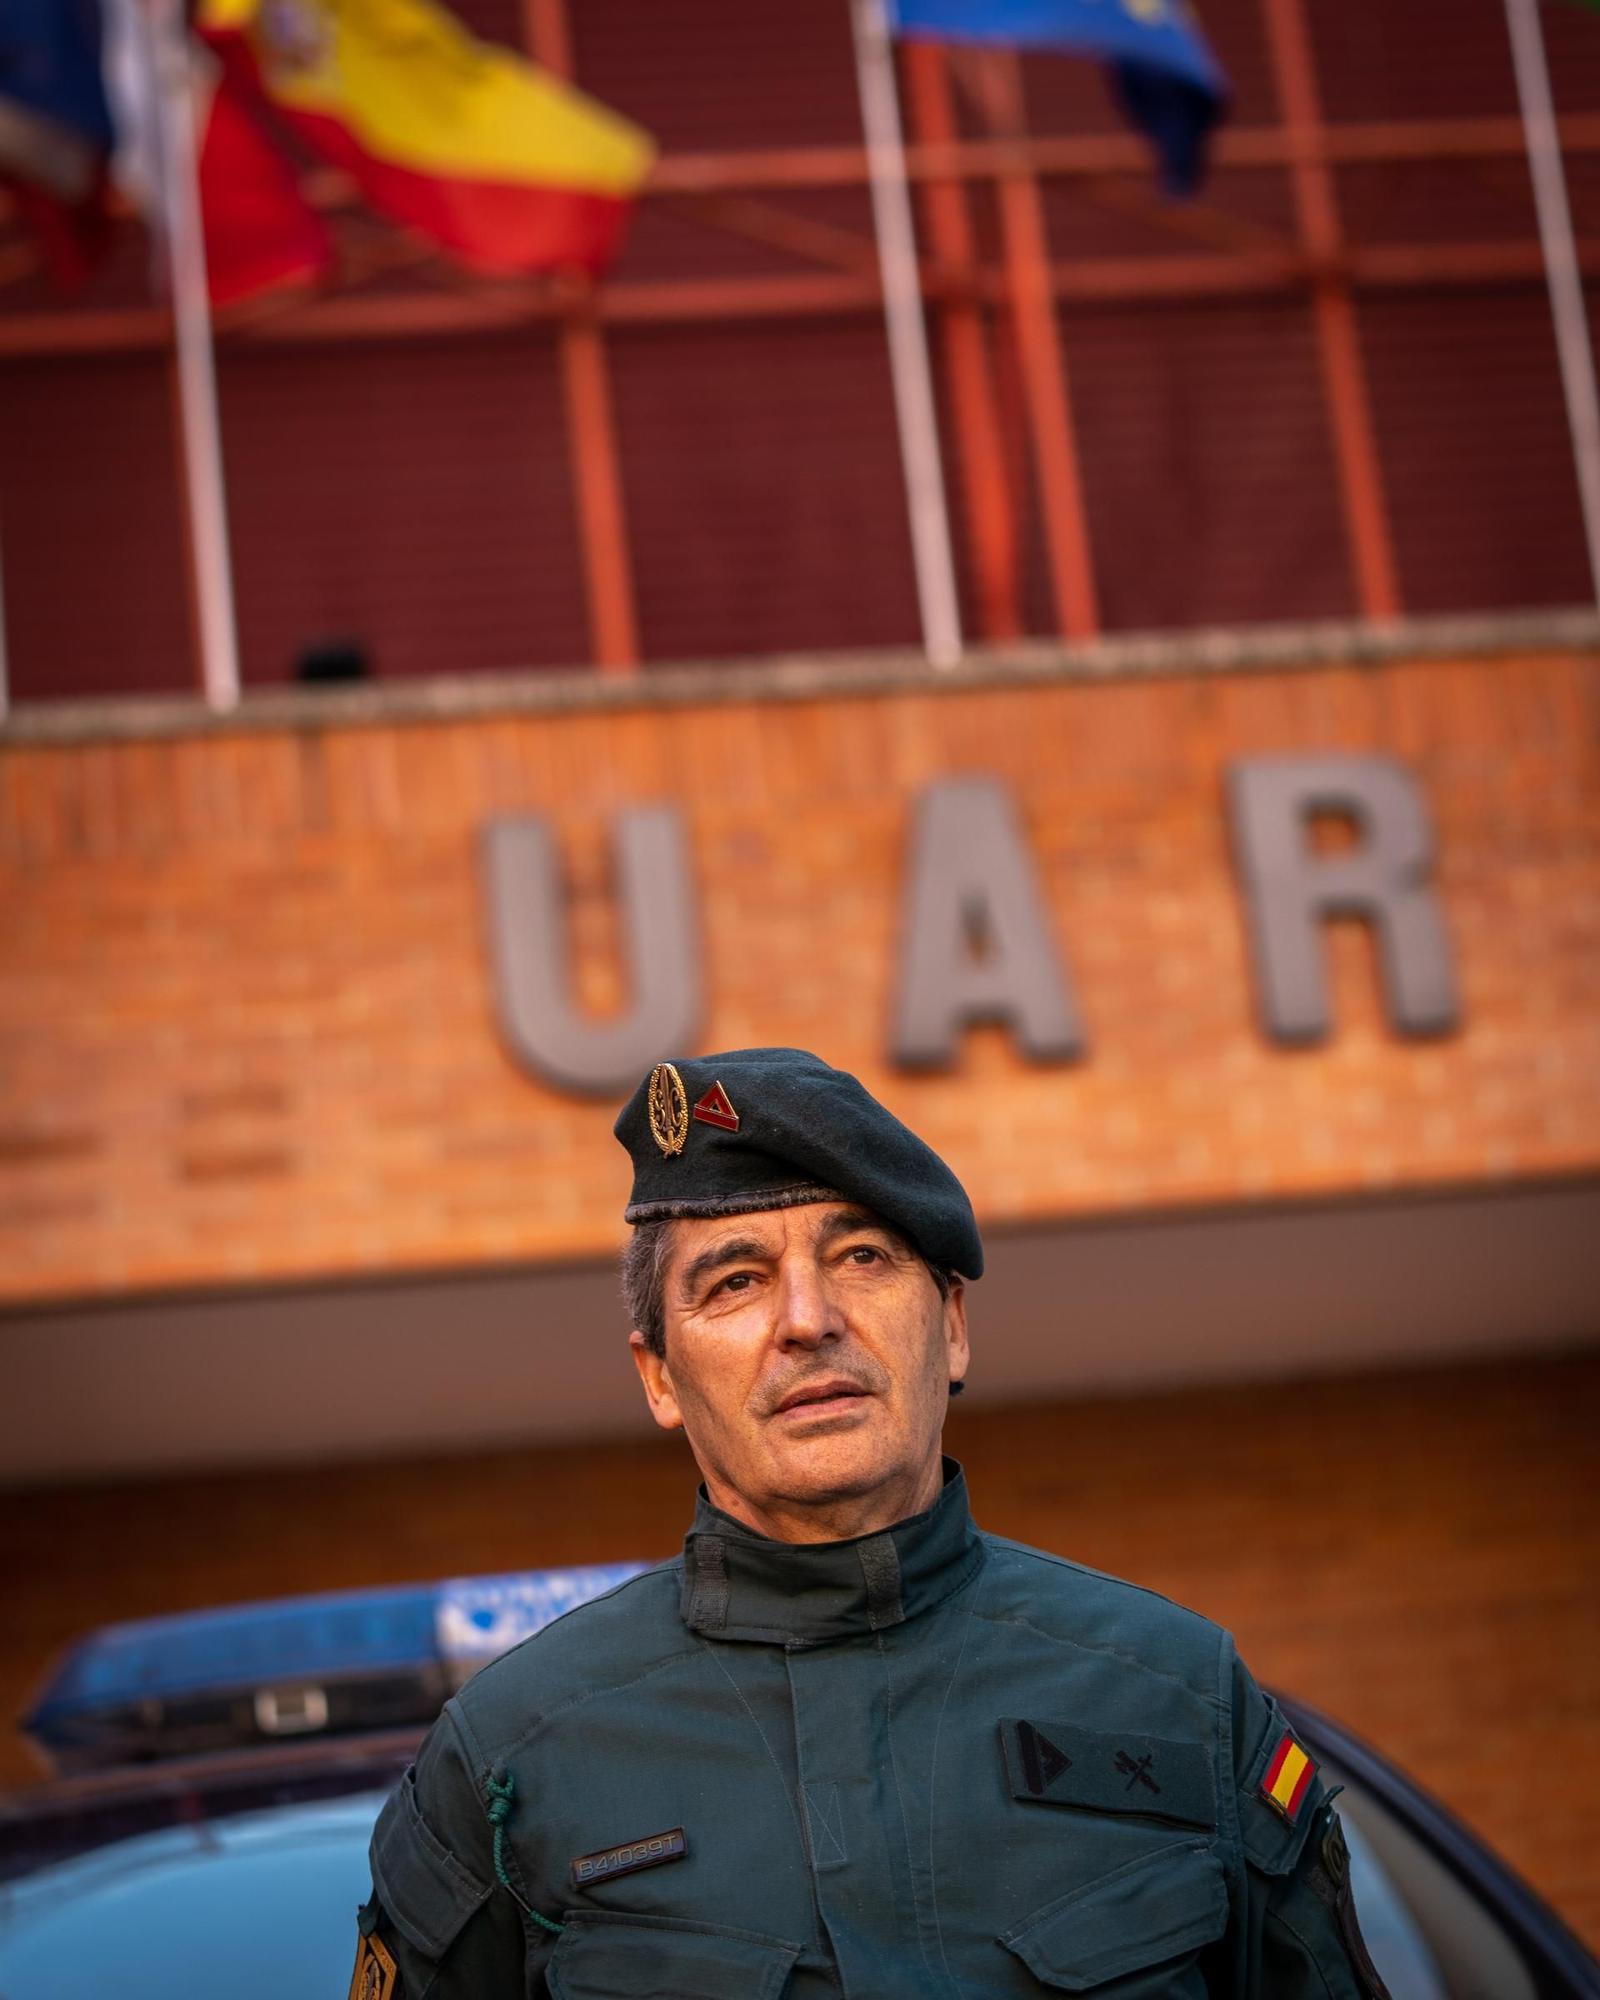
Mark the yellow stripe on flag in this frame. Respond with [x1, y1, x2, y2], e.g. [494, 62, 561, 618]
[1268, 1741, 1310, 1813]
[199, 0, 654, 196]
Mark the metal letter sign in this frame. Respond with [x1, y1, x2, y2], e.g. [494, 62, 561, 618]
[483, 807, 701, 1096]
[892, 778, 1086, 1068]
[1228, 755, 1459, 1044]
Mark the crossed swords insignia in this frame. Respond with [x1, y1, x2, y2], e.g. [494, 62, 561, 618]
[1016, 1723, 1162, 1799]
[1115, 1748, 1161, 1795]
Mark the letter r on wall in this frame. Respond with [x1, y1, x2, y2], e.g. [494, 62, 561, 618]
[1227, 755, 1460, 1044]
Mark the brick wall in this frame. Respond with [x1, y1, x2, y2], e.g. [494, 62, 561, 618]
[2, 646, 1596, 1306]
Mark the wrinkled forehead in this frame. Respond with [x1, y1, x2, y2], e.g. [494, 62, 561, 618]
[664, 1199, 906, 1291]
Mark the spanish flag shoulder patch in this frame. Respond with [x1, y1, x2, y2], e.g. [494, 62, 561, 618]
[1259, 1728, 1317, 1822]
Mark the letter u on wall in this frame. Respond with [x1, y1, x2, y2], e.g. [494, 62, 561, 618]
[483, 807, 702, 1095]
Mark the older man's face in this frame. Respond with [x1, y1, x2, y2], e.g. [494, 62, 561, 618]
[629, 1201, 968, 1541]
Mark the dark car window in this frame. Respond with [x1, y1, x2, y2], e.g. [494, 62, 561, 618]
[1338, 1780, 1542, 2000]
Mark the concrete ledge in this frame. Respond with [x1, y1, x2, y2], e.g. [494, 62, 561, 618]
[2, 1177, 1594, 1484]
[5, 605, 1598, 747]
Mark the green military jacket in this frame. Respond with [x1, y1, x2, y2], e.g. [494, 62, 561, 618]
[356, 1465, 1388, 1999]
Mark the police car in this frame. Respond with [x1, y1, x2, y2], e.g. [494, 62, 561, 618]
[1, 1569, 1596, 1999]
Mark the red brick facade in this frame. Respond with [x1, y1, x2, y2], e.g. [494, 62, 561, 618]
[2, 643, 1597, 1305]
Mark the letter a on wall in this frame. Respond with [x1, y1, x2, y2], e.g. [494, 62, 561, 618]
[1228, 755, 1460, 1044]
[892, 778, 1086, 1068]
[483, 806, 702, 1096]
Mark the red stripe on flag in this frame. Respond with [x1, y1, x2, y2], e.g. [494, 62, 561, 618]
[4, 172, 110, 291]
[276, 111, 635, 276]
[199, 81, 331, 306]
[1261, 1732, 1293, 1796]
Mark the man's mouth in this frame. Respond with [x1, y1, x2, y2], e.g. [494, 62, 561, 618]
[772, 1379, 872, 1418]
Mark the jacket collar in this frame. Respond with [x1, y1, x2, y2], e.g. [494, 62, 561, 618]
[678, 1458, 983, 1644]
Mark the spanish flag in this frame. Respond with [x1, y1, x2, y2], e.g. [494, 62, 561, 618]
[193, 60, 334, 307]
[1259, 1730, 1316, 1822]
[197, 0, 654, 277]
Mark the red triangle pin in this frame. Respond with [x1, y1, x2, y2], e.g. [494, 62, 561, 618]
[692, 1080, 740, 1132]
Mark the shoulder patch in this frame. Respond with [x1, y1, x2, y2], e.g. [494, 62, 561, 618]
[1240, 1708, 1326, 1876]
[348, 1933, 397, 2000]
[1259, 1728, 1317, 1822]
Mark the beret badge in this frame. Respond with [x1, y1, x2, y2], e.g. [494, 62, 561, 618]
[691, 1080, 739, 1132]
[616, 1048, 984, 1279]
[647, 1062, 689, 1157]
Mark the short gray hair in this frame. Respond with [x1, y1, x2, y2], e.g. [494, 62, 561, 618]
[620, 1216, 953, 1360]
[620, 1217, 678, 1358]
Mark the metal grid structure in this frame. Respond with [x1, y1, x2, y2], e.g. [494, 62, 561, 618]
[1, 0, 1599, 697]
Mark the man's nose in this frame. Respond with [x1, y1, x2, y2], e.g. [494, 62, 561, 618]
[774, 1256, 843, 1349]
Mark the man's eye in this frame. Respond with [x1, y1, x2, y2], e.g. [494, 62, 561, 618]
[845, 1244, 884, 1265]
[712, 1271, 755, 1296]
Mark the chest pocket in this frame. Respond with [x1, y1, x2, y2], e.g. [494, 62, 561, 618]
[546, 1912, 802, 2000]
[999, 1841, 1227, 1995]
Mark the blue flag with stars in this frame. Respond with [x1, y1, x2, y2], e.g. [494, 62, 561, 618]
[0, 0, 114, 155]
[889, 0, 1228, 196]
[0, 0, 115, 286]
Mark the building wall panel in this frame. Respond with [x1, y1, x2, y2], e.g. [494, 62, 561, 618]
[218, 334, 587, 685]
[0, 355, 193, 700]
[1361, 288, 1591, 613]
[610, 318, 922, 663]
[1, 647, 1596, 1305]
[1065, 298, 1354, 629]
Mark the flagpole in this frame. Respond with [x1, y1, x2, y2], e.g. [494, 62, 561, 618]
[0, 506, 10, 723]
[1505, 0, 1600, 605]
[149, 0, 242, 709]
[848, 0, 964, 669]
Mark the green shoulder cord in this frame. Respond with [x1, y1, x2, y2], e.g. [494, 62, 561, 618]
[484, 1767, 564, 1938]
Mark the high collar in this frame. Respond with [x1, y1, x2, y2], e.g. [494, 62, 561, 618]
[678, 1458, 984, 1645]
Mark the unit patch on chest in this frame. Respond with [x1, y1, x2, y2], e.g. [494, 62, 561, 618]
[999, 1717, 1216, 1830]
[571, 1826, 689, 1889]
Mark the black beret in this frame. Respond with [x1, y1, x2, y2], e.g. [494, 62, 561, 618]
[614, 1048, 983, 1279]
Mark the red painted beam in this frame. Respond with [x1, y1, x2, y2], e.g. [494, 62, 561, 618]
[521, 0, 639, 676]
[1261, 0, 1401, 622]
[981, 50, 1098, 640]
[903, 41, 1023, 642]
[1, 240, 1592, 358]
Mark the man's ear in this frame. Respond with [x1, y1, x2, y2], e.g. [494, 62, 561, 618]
[629, 1330, 685, 1433]
[943, 1278, 970, 1394]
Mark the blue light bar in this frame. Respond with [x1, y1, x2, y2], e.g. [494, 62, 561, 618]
[435, 1566, 650, 1679]
[25, 1564, 650, 1765]
[29, 1585, 440, 1733]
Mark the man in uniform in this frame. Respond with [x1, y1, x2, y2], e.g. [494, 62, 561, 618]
[351, 1047, 1389, 1999]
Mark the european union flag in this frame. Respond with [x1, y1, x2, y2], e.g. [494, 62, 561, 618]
[0, 0, 114, 285]
[889, 0, 1228, 195]
[0, 0, 114, 154]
